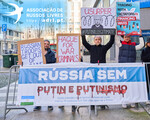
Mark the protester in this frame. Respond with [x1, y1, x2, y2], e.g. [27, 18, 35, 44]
[82, 34, 115, 109]
[141, 37, 150, 104]
[33, 40, 56, 111]
[116, 34, 144, 108]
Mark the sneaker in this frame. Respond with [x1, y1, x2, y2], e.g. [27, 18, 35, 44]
[33, 106, 41, 111]
[72, 106, 77, 113]
[101, 105, 106, 110]
[58, 106, 64, 109]
[130, 103, 136, 108]
[122, 104, 127, 109]
[48, 106, 53, 111]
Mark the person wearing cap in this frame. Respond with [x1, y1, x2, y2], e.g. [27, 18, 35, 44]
[33, 40, 56, 111]
[141, 37, 150, 104]
[116, 34, 144, 108]
[82, 34, 115, 110]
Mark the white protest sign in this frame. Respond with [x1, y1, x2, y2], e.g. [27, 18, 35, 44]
[81, 8, 116, 35]
[17, 38, 46, 66]
[57, 34, 80, 63]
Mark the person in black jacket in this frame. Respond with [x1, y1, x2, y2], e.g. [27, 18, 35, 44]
[141, 37, 150, 102]
[44, 40, 56, 64]
[82, 35, 115, 63]
[33, 40, 56, 111]
[141, 38, 150, 62]
[82, 35, 115, 110]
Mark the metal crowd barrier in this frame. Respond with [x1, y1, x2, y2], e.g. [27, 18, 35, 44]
[77, 62, 150, 115]
[4, 65, 28, 120]
[145, 62, 150, 98]
[2, 63, 150, 119]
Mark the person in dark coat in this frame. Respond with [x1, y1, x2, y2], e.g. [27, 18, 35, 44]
[141, 37, 150, 103]
[82, 35, 115, 63]
[44, 40, 56, 64]
[141, 38, 150, 62]
[82, 35, 115, 110]
[33, 40, 56, 111]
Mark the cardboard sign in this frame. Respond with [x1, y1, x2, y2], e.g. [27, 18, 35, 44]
[57, 34, 80, 63]
[17, 38, 46, 66]
[116, 2, 140, 36]
[81, 8, 116, 35]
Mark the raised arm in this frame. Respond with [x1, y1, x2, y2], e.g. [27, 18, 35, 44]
[104, 35, 115, 50]
[82, 35, 91, 51]
[115, 35, 123, 47]
[135, 37, 144, 50]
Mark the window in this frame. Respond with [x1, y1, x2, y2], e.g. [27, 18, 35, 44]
[110, 0, 115, 5]
[2, 16, 7, 22]
[9, 30, 13, 36]
[9, 18, 13, 24]
[11, 44, 13, 49]
[15, 32, 19, 37]
[16, 32, 19, 37]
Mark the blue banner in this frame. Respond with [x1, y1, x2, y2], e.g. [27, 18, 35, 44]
[19, 66, 146, 84]
[126, 0, 150, 8]
[142, 30, 150, 36]
[17, 63, 148, 106]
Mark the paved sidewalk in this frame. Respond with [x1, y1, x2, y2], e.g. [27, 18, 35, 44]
[1, 105, 150, 120]
[0, 82, 150, 120]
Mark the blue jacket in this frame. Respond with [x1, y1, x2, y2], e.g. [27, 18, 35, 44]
[119, 44, 136, 63]
[45, 48, 56, 64]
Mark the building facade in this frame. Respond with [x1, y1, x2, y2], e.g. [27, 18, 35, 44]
[22, 0, 82, 52]
[0, 0, 24, 55]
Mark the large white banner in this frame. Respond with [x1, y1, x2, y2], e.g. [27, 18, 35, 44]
[17, 63, 148, 106]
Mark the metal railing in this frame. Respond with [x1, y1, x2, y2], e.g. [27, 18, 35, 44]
[1, 63, 150, 119]
[3, 65, 28, 120]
